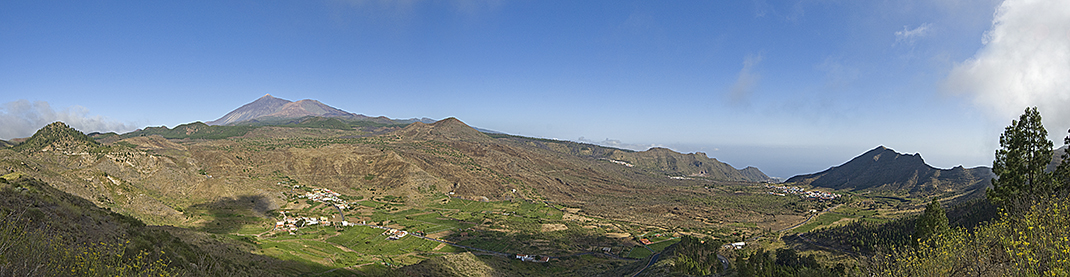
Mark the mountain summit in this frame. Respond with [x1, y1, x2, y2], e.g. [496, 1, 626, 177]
[207, 94, 356, 125]
[607, 147, 777, 183]
[14, 122, 100, 152]
[394, 117, 492, 142]
[206, 94, 291, 125]
[785, 146, 992, 198]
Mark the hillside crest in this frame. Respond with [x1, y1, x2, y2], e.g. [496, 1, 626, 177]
[14, 121, 100, 152]
[208, 94, 357, 125]
[394, 117, 491, 142]
[785, 146, 992, 198]
[609, 146, 776, 182]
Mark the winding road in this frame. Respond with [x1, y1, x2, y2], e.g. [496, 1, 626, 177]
[628, 242, 658, 276]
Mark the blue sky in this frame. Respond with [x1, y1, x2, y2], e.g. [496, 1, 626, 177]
[3, 0, 1069, 178]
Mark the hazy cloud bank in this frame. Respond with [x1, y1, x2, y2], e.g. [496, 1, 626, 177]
[946, 0, 1070, 139]
[0, 100, 136, 140]
[577, 137, 664, 152]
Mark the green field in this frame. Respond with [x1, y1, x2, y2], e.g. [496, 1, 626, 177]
[793, 212, 854, 233]
[141, 177, 674, 272]
[327, 227, 450, 255]
[242, 189, 634, 270]
[627, 246, 653, 259]
[647, 238, 677, 252]
[259, 238, 365, 267]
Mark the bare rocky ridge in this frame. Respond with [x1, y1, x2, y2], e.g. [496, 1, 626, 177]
[394, 117, 493, 142]
[2, 116, 785, 230]
[0, 100, 796, 276]
[1, 99, 1036, 275]
[608, 147, 776, 183]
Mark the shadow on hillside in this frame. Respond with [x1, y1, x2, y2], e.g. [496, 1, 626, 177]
[187, 195, 274, 234]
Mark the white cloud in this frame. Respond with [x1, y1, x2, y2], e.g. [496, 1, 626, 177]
[0, 100, 136, 140]
[577, 137, 663, 152]
[894, 23, 933, 45]
[945, 0, 1070, 140]
[727, 54, 764, 106]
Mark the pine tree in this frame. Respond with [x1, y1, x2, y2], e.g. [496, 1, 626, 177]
[989, 107, 1054, 209]
[913, 199, 949, 244]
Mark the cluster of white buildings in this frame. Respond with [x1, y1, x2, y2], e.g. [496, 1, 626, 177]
[603, 159, 634, 167]
[726, 242, 746, 249]
[382, 229, 408, 240]
[515, 254, 550, 262]
[765, 185, 841, 200]
[299, 188, 353, 210]
[274, 211, 358, 233]
[275, 213, 330, 231]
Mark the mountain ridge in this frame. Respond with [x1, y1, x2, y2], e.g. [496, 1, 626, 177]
[13, 121, 101, 152]
[785, 146, 993, 199]
[206, 94, 292, 125]
[207, 94, 428, 126]
[608, 147, 776, 183]
[394, 117, 493, 142]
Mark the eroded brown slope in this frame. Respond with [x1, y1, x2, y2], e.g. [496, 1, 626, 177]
[3, 118, 799, 232]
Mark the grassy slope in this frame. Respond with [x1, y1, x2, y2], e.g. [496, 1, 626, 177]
[1, 120, 887, 275]
[0, 177, 346, 276]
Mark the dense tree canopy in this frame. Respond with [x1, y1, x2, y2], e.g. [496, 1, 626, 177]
[989, 107, 1055, 209]
[797, 108, 1070, 276]
[913, 199, 949, 245]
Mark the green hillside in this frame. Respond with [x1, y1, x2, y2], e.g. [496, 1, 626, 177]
[9, 116, 1043, 276]
[13, 121, 101, 152]
[121, 122, 258, 140]
[0, 176, 343, 276]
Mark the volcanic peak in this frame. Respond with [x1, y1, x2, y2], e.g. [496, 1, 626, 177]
[207, 95, 358, 125]
[207, 94, 293, 125]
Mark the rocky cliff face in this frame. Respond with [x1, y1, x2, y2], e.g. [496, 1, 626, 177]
[608, 147, 776, 183]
